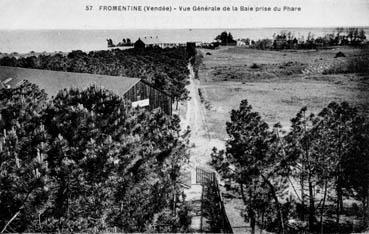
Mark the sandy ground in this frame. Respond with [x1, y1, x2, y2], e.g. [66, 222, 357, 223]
[179, 63, 229, 231]
[180, 63, 225, 170]
[179, 62, 252, 232]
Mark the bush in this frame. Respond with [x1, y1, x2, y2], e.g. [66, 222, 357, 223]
[324, 46, 369, 74]
[346, 54, 369, 73]
[335, 51, 346, 58]
[253, 39, 273, 50]
[192, 51, 203, 79]
[250, 63, 260, 69]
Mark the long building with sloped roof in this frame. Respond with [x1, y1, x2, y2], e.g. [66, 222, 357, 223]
[0, 66, 172, 115]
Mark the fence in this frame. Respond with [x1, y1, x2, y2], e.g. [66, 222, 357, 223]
[196, 167, 216, 185]
[196, 167, 233, 233]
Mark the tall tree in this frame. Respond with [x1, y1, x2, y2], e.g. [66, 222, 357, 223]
[343, 116, 369, 226]
[215, 31, 236, 45]
[0, 81, 49, 232]
[318, 102, 369, 227]
[284, 107, 319, 231]
[211, 100, 288, 233]
[317, 102, 358, 224]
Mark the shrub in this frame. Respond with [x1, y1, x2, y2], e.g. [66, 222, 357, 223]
[335, 51, 346, 58]
[324, 46, 369, 74]
[250, 63, 260, 69]
[253, 39, 273, 50]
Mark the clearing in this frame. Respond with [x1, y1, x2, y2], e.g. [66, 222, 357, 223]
[198, 46, 369, 139]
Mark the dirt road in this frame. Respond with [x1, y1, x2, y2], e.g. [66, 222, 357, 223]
[181, 63, 224, 231]
[183, 63, 224, 169]
[183, 63, 251, 234]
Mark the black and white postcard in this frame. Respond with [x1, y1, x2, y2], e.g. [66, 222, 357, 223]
[0, 0, 368, 233]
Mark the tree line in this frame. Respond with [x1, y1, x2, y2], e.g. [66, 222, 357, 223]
[0, 47, 190, 105]
[0, 81, 191, 232]
[107, 38, 133, 48]
[238, 27, 367, 50]
[211, 100, 369, 233]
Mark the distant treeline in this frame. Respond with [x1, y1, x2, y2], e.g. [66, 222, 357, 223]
[107, 38, 133, 47]
[0, 47, 190, 103]
[239, 28, 367, 50]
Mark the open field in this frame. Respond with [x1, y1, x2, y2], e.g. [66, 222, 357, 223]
[198, 46, 369, 141]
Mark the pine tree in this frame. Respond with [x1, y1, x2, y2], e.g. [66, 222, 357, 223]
[1, 83, 190, 232]
[0, 81, 49, 232]
[211, 100, 289, 233]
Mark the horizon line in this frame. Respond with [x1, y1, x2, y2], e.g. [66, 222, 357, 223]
[1, 25, 369, 31]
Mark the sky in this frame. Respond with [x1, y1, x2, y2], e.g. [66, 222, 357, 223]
[0, 0, 368, 29]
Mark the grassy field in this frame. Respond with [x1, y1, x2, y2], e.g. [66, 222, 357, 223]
[198, 46, 369, 141]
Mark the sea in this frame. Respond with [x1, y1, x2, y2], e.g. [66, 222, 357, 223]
[1, 27, 368, 54]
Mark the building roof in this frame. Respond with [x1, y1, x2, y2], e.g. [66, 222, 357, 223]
[0, 66, 141, 98]
[141, 36, 161, 45]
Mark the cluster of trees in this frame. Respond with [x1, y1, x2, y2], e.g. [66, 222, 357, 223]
[332, 28, 367, 46]
[190, 51, 204, 79]
[197, 31, 237, 49]
[211, 100, 369, 233]
[241, 28, 367, 50]
[0, 47, 190, 104]
[215, 31, 237, 46]
[107, 38, 133, 48]
[0, 81, 190, 232]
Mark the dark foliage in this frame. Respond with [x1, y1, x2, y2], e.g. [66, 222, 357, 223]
[335, 52, 346, 58]
[211, 99, 369, 233]
[0, 82, 189, 232]
[325, 45, 369, 74]
[0, 47, 190, 101]
[246, 28, 367, 51]
[190, 51, 203, 79]
[215, 31, 237, 46]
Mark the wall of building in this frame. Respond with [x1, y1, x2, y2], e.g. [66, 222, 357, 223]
[123, 80, 172, 115]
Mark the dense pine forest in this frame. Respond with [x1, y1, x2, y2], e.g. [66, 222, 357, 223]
[0, 81, 191, 232]
[0, 47, 190, 103]
[211, 100, 369, 233]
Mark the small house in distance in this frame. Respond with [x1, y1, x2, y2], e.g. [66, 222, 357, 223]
[134, 36, 162, 49]
[134, 38, 146, 50]
[134, 37, 186, 49]
[236, 39, 251, 47]
[0, 66, 172, 115]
